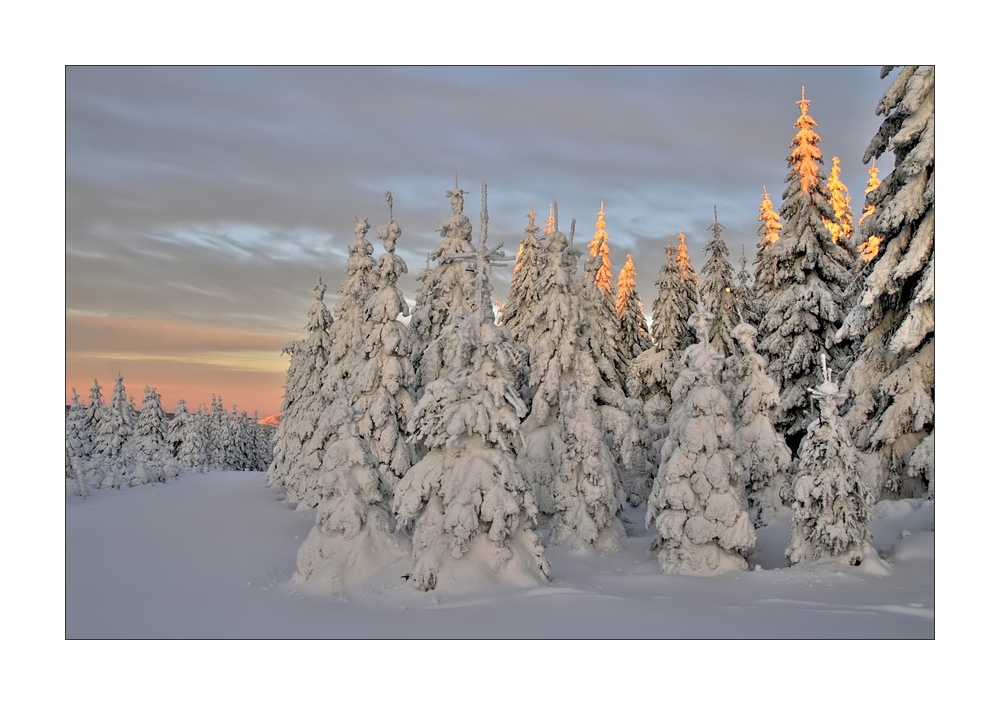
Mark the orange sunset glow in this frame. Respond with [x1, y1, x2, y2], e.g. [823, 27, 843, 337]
[66, 312, 293, 417]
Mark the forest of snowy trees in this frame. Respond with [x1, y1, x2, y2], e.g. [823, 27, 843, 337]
[65, 375, 274, 494]
[67, 66, 934, 593]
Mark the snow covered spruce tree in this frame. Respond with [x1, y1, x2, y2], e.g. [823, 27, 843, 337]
[267, 272, 335, 496]
[727, 322, 792, 527]
[646, 300, 755, 576]
[94, 373, 135, 488]
[675, 231, 700, 352]
[836, 66, 934, 499]
[65, 389, 91, 496]
[733, 246, 758, 327]
[699, 207, 740, 359]
[293, 403, 408, 593]
[757, 88, 856, 453]
[171, 399, 208, 473]
[131, 386, 170, 485]
[394, 184, 548, 591]
[350, 192, 418, 485]
[517, 205, 628, 549]
[626, 239, 686, 495]
[615, 253, 652, 363]
[409, 178, 478, 393]
[290, 219, 383, 508]
[786, 356, 875, 566]
[501, 204, 545, 345]
[752, 186, 782, 321]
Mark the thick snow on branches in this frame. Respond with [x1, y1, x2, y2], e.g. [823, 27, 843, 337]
[647, 304, 755, 575]
[837, 66, 934, 498]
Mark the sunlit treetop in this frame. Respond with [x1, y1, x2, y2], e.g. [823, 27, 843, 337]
[588, 202, 614, 299]
[790, 86, 824, 195]
[757, 186, 782, 249]
[824, 156, 854, 244]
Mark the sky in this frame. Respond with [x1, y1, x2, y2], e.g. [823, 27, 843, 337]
[65, 66, 894, 417]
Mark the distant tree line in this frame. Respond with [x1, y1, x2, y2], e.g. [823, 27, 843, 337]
[65, 375, 274, 495]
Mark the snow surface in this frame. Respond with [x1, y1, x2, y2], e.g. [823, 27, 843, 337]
[66, 469, 933, 640]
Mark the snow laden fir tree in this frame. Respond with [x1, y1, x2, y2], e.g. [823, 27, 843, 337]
[786, 356, 876, 567]
[836, 65, 934, 499]
[646, 300, 755, 576]
[394, 183, 548, 591]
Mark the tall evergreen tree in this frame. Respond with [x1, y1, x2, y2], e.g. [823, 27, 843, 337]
[836, 66, 934, 498]
[786, 356, 875, 566]
[629, 240, 685, 456]
[586, 202, 615, 303]
[352, 192, 418, 484]
[753, 187, 782, 317]
[699, 207, 739, 359]
[395, 184, 548, 590]
[646, 301, 755, 575]
[132, 386, 169, 485]
[410, 179, 478, 391]
[295, 219, 381, 508]
[676, 231, 699, 351]
[94, 373, 134, 488]
[501, 204, 545, 344]
[267, 271, 335, 496]
[726, 323, 792, 527]
[517, 206, 628, 550]
[615, 253, 652, 363]
[65, 389, 90, 497]
[756, 87, 856, 453]
[823, 156, 854, 245]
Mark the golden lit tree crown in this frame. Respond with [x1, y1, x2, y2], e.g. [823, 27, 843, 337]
[857, 161, 883, 262]
[544, 203, 556, 236]
[790, 86, 824, 194]
[588, 201, 614, 299]
[757, 186, 782, 249]
[824, 156, 854, 244]
[677, 231, 697, 285]
[615, 253, 638, 318]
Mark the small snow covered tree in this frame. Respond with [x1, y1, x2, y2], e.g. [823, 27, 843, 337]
[699, 207, 739, 359]
[82, 379, 105, 487]
[727, 323, 792, 527]
[94, 373, 135, 488]
[733, 246, 758, 327]
[752, 187, 782, 317]
[352, 192, 418, 484]
[786, 356, 875, 566]
[646, 301, 756, 576]
[175, 400, 209, 473]
[293, 404, 408, 593]
[394, 184, 549, 591]
[501, 204, 545, 344]
[757, 88, 856, 453]
[267, 270, 335, 496]
[131, 386, 169, 485]
[836, 66, 934, 499]
[65, 389, 90, 496]
[615, 253, 652, 363]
